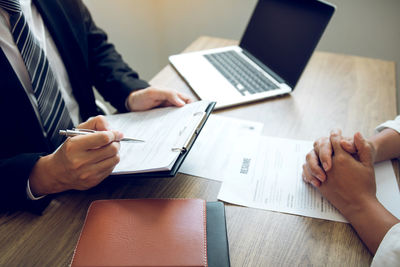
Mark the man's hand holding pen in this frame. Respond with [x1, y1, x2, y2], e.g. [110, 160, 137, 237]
[29, 116, 122, 197]
[27, 87, 192, 199]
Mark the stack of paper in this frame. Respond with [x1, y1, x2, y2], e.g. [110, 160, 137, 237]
[180, 115, 263, 181]
[217, 136, 400, 223]
[180, 116, 400, 223]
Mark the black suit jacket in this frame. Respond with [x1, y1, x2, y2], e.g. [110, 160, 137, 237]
[0, 0, 149, 213]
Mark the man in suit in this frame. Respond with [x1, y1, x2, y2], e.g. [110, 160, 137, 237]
[0, 0, 191, 213]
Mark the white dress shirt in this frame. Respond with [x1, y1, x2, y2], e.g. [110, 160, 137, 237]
[0, 0, 81, 126]
[371, 115, 400, 266]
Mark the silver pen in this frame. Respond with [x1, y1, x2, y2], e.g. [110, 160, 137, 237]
[59, 129, 145, 143]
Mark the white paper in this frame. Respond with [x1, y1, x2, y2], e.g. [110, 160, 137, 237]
[179, 115, 264, 181]
[105, 101, 211, 174]
[218, 136, 400, 223]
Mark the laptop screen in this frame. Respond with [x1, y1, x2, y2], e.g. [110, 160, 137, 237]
[240, 0, 335, 88]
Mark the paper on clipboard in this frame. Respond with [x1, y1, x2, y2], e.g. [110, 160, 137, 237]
[105, 100, 212, 175]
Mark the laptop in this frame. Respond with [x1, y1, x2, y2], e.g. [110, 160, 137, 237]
[169, 0, 335, 109]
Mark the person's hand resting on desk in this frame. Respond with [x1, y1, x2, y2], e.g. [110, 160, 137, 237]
[303, 127, 400, 187]
[302, 129, 400, 257]
[127, 87, 193, 111]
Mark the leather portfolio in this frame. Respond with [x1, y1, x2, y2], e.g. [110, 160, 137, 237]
[70, 199, 212, 267]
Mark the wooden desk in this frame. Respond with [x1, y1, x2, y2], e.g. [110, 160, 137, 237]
[0, 36, 397, 266]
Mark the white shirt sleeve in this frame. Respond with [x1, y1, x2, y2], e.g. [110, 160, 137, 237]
[371, 223, 400, 266]
[376, 115, 400, 133]
[26, 179, 46, 201]
[372, 117, 400, 266]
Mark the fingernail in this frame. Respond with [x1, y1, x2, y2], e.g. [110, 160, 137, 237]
[330, 128, 342, 136]
[112, 131, 123, 141]
[322, 162, 328, 171]
[311, 180, 319, 187]
[176, 98, 185, 105]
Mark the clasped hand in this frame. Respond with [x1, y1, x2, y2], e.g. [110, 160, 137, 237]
[302, 129, 377, 217]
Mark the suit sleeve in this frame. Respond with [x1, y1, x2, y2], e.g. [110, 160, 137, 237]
[81, 2, 150, 113]
[0, 153, 52, 214]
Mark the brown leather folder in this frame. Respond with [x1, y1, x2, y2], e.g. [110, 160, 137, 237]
[70, 199, 207, 267]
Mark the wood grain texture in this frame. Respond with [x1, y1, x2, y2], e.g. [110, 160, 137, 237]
[0, 36, 397, 267]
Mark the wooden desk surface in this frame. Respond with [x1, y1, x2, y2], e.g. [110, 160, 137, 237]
[0, 36, 397, 266]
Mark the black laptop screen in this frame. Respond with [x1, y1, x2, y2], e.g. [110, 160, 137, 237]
[240, 0, 335, 88]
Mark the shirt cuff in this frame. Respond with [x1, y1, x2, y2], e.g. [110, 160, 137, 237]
[375, 115, 400, 133]
[125, 96, 131, 112]
[371, 223, 400, 266]
[26, 179, 47, 200]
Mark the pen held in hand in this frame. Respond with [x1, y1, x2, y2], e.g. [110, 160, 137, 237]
[59, 129, 145, 143]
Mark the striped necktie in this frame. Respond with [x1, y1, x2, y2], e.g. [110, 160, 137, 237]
[0, 0, 74, 147]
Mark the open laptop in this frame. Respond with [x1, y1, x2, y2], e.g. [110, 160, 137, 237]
[169, 0, 335, 109]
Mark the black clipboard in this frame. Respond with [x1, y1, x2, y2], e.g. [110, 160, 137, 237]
[111, 101, 216, 178]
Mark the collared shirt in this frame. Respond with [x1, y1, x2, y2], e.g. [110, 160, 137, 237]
[0, 0, 81, 127]
[371, 116, 400, 266]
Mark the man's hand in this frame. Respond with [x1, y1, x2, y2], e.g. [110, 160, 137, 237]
[29, 116, 122, 196]
[127, 87, 193, 111]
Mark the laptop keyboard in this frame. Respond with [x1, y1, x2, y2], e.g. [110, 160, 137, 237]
[204, 51, 279, 96]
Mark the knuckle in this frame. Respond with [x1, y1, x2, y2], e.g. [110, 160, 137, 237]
[109, 143, 120, 154]
[113, 154, 121, 165]
[95, 115, 105, 121]
[309, 163, 320, 175]
[330, 131, 340, 138]
[70, 158, 83, 170]
[78, 171, 91, 181]
[314, 137, 326, 148]
[319, 153, 329, 163]
[302, 166, 310, 181]
[302, 164, 307, 172]
[313, 143, 317, 150]
[305, 152, 312, 161]
[313, 140, 320, 148]
[364, 142, 372, 152]
[147, 88, 157, 97]
[311, 178, 320, 187]
[335, 154, 346, 164]
[100, 133, 112, 144]
[63, 140, 74, 153]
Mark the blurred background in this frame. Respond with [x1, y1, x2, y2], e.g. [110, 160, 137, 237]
[83, 0, 400, 112]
